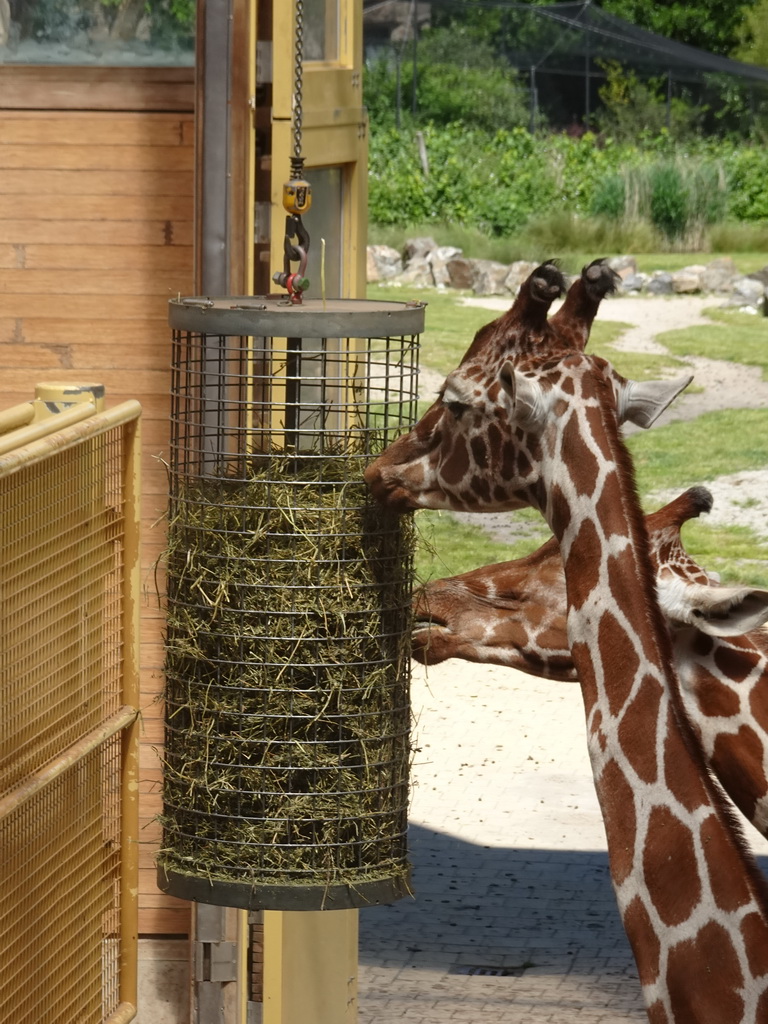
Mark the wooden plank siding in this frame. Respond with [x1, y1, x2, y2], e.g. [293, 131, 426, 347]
[0, 102, 194, 937]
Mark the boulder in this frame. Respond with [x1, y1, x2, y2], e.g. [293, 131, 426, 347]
[647, 271, 673, 296]
[397, 255, 434, 287]
[726, 276, 766, 311]
[618, 272, 649, 294]
[504, 260, 539, 295]
[701, 257, 738, 294]
[472, 259, 511, 296]
[672, 266, 706, 294]
[403, 236, 438, 263]
[607, 255, 638, 279]
[445, 257, 476, 290]
[428, 246, 463, 287]
[366, 245, 402, 282]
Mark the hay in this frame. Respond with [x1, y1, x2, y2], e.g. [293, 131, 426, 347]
[158, 448, 415, 895]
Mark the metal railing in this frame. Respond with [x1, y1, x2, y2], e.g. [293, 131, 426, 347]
[0, 386, 141, 1024]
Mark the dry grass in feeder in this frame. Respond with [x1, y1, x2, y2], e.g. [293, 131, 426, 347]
[159, 449, 415, 891]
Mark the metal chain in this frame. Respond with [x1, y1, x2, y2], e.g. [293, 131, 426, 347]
[293, 0, 304, 164]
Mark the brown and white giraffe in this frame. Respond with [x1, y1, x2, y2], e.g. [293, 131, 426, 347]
[412, 486, 768, 839]
[366, 263, 768, 1022]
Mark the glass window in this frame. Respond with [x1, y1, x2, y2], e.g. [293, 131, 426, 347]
[0, 0, 194, 65]
[302, 0, 338, 62]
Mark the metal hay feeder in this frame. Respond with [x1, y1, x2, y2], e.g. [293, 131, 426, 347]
[157, 296, 423, 910]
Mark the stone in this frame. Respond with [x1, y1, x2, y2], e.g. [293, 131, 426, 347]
[397, 255, 434, 287]
[607, 255, 638, 279]
[701, 258, 738, 294]
[428, 246, 463, 287]
[647, 271, 673, 296]
[726, 276, 766, 310]
[472, 259, 511, 296]
[366, 244, 402, 282]
[671, 267, 705, 294]
[403, 236, 438, 263]
[504, 260, 539, 295]
[446, 257, 476, 290]
[618, 273, 649, 294]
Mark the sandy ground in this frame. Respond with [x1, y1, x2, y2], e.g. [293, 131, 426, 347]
[423, 293, 768, 541]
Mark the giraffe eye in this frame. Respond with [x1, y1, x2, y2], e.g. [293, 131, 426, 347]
[444, 400, 469, 419]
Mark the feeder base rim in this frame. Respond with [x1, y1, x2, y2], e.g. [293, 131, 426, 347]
[157, 863, 413, 910]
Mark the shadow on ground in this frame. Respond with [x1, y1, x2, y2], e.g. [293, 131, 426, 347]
[360, 822, 768, 977]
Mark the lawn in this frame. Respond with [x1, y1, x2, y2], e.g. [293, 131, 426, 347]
[371, 282, 768, 588]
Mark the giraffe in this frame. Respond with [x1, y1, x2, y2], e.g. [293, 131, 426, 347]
[365, 262, 768, 1022]
[412, 486, 768, 839]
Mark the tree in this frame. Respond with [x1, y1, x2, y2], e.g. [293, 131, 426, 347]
[599, 0, 761, 58]
[733, 0, 768, 68]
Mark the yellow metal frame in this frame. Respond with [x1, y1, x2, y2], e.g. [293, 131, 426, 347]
[270, 0, 367, 299]
[0, 393, 142, 1024]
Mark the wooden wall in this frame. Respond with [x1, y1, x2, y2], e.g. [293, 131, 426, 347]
[0, 71, 195, 935]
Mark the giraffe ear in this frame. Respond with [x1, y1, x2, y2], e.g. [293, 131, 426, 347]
[499, 362, 546, 424]
[617, 374, 693, 428]
[657, 577, 768, 636]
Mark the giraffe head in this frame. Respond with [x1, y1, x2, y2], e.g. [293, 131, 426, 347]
[365, 261, 692, 517]
[412, 486, 768, 670]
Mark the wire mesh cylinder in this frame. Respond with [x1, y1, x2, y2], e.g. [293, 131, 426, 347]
[158, 296, 423, 910]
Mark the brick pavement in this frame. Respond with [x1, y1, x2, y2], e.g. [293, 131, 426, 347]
[358, 660, 768, 1023]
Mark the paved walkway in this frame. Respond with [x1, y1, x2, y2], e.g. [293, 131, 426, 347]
[358, 660, 768, 1023]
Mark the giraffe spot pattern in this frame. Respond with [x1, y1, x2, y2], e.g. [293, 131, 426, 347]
[711, 725, 766, 826]
[598, 610, 640, 716]
[623, 896, 661, 986]
[561, 411, 600, 497]
[597, 759, 636, 885]
[695, 668, 741, 718]
[565, 518, 602, 611]
[715, 642, 762, 682]
[618, 675, 662, 785]
[663, 707, 709, 812]
[692, 631, 714, 659]
[646, 1002, 670, 1024]
[666, 921, 744, 1022]
[751, 682, 768, 740]
[440, 439, 469, 486]
[741, 911, 768, 978]
[643, 805, 701, 927]
[700, 813, 753, 912]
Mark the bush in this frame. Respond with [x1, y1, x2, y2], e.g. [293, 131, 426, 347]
[367, 122, 768, 244]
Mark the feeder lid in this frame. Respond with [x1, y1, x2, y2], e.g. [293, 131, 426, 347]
[169, 294, 426, 337]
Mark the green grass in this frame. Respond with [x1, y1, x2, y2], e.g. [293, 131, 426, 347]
[414, 507, 550, 582]
[657, 308, 768, 382]
[628, 408, 768, 492]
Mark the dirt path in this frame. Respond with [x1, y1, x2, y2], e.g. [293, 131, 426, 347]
[431, 294, 768, 541]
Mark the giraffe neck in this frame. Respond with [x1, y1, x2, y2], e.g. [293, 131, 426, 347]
[547, 384, 768, 1023]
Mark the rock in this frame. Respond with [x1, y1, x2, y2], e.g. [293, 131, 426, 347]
[726, 276, 766, 310]
[672, 266, 706, 294]
[397, 255, 434, 287]
[607, 255, 638, 279]
[647, 271, 673, 295]
[428, 246, 463, 287]
[472, 259, 511, 296]
[701, 258, 738, 294]
[403, 237, 438, 263]
[618, 272, 649, 294]
[504, 260, 539, 295]
[445, 257, 476, 290]
[366, 245, 402, 282]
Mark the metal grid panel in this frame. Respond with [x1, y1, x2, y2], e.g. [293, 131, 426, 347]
[0, 740, 122, 1024]
[0, 404, 140, 1024]
[0, 431, 125, 797]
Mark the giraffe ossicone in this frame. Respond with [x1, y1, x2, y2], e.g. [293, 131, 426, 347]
[366, 261, 768, 1023]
